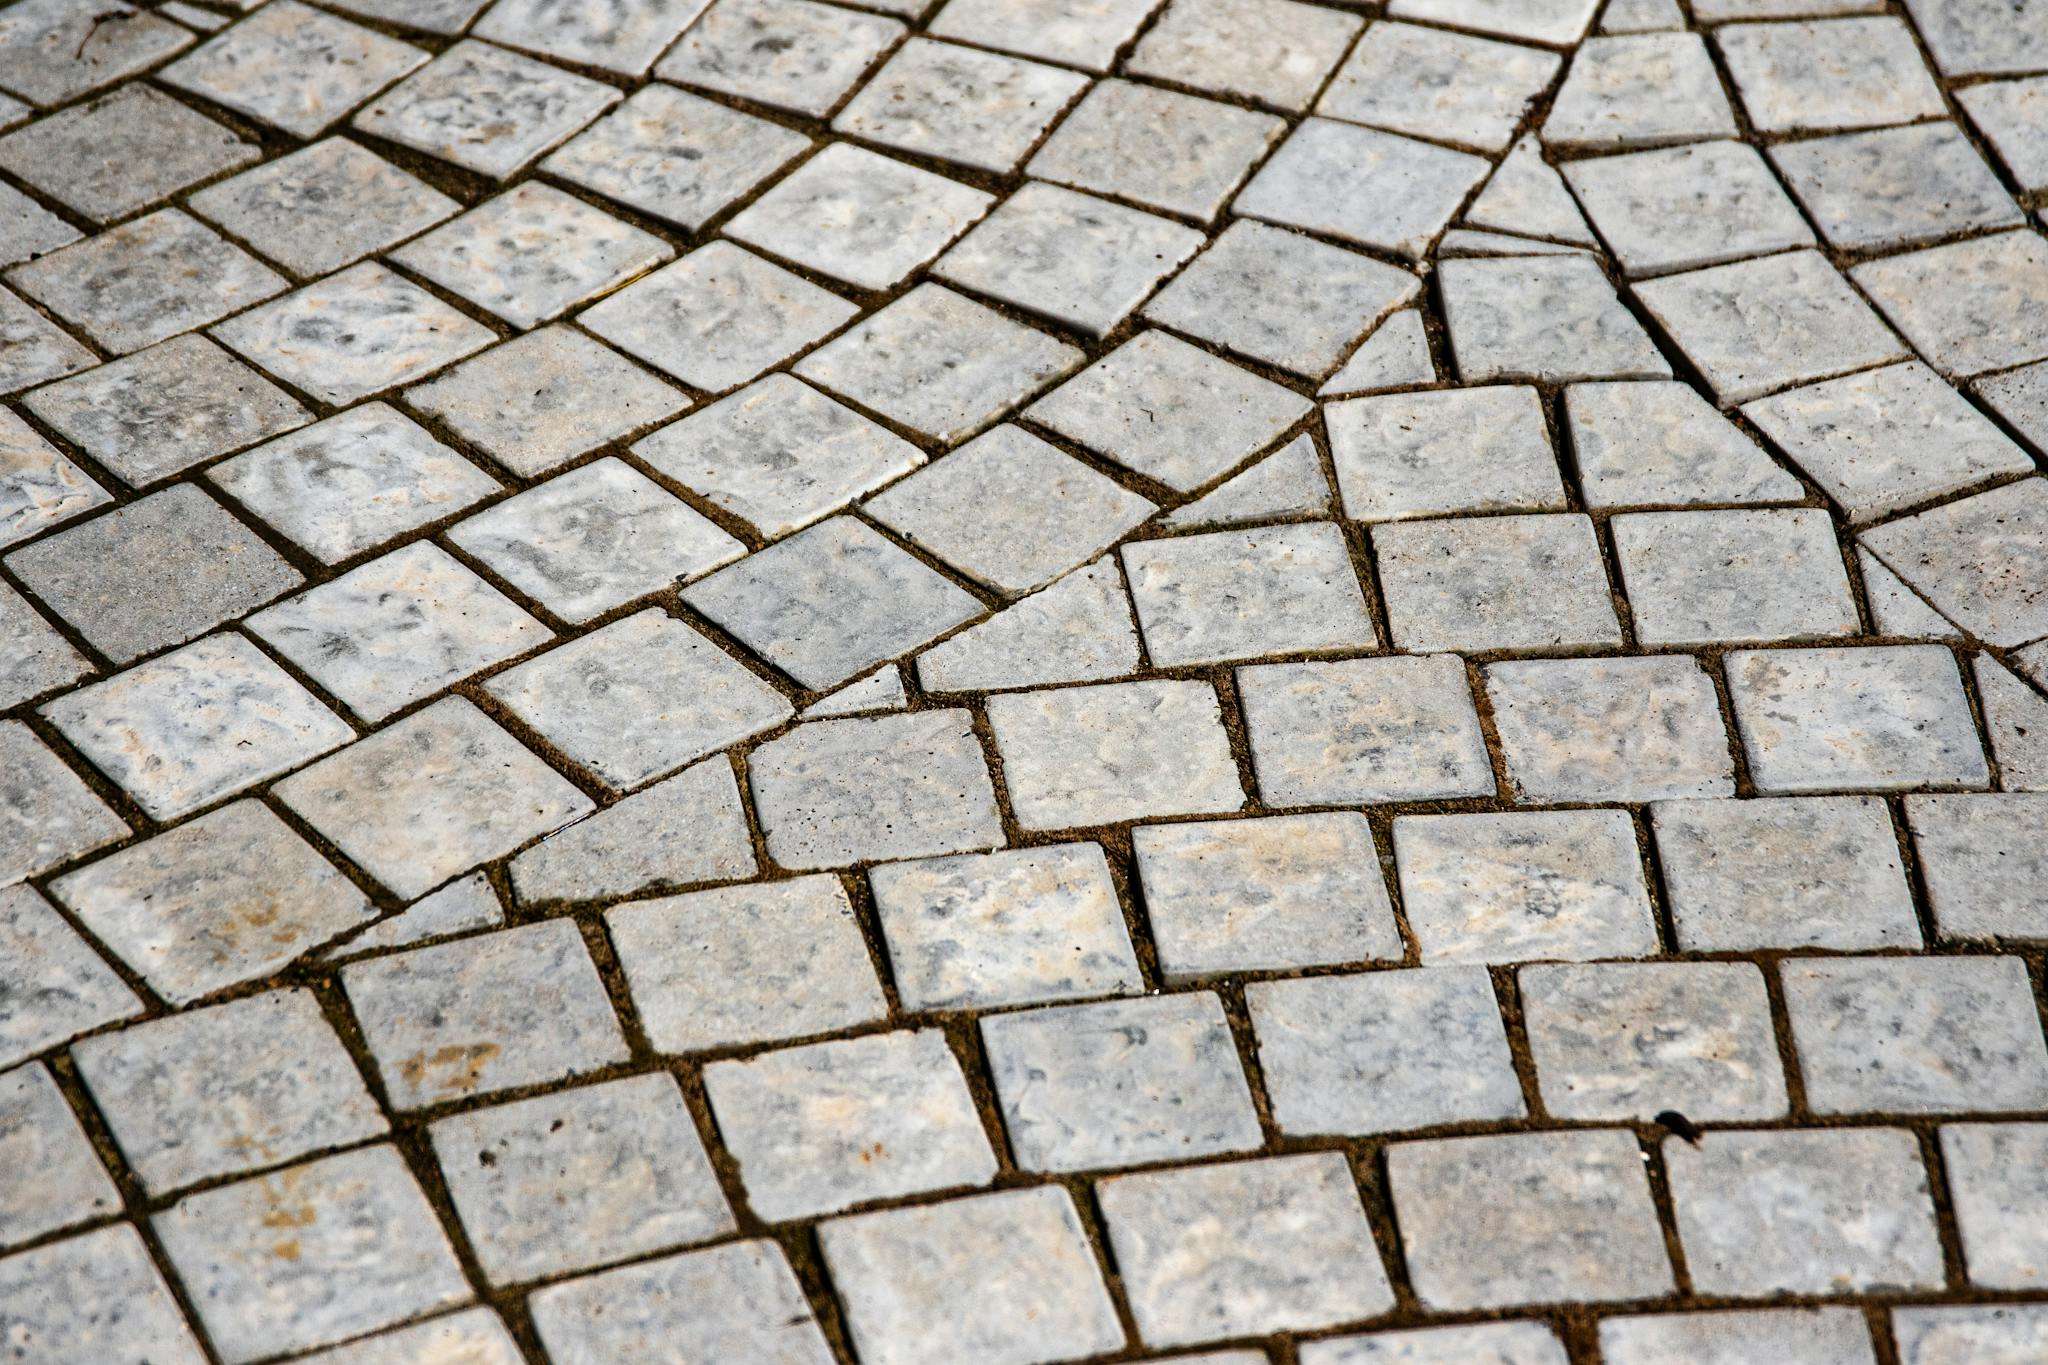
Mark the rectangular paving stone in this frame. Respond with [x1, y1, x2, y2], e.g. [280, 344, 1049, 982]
[1600, 1309, 1878, 1365]
[1440, 254, 1671, 384]
[1960, 77, 2048, 193]
[1486, 655, 1735, 803]
[0, 284, 93, 393]
[0, 184, 74, 271]
[1564, 140, 1814, 276]
[1376, 513, 1622, 652]
[0, 0, 194, 107]
[1542, 31, 1735, 150]
[1320, 20, 1556, 154]
[353, 38, 621, 179]
[0, 883, 142, 1069]
[657, 0, 905, 118]
[1123, 523, 1368, 666]
[0, 720, 125, 887]
[474, 0, 710, 75]
[0, 85, 256, 223]
[1327, 384, 1565, 522]
[1124, 0, 1360, 111]
[0, 1062, 119, 1249]
[161, 0, 428, 138]
[1908, 794, 2048, 941]
[0, 1225, 207, 1365]
[988, 679, 1244, 829]
[1029, 80, 1283, 224]
[187, 137, 459, 278]
[916, 557, 1141, 694]
[510, 755, 755, 904]
[1851, 231, 2048, 379]
[1565, 379, 1801, 509]
[530, 1240, 835, 1363]
[292, 1309, 522, 1365]
[1895, 1305, 2048, 1364]
[1942, 1122, 2048, 1290]
[1613, 508, 1857, 645]
[1773, 121, 2022, 253]
[1716, 17, 1943, 133]
[1862, 478, 2048, 647]
[0, 581, 89, 709]
[831, 37, 1089, 175]
[1234, 118, 1489, 260]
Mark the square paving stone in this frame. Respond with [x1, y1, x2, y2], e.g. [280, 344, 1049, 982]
[870, 842, 1142, 1011]
[1862, 478, 2048, 646]
[1124, 0, 1359, 111]
[1135, 813, 1401, 978]
[1099, 1152, 1394, 1346]
[1853, 230, 2048, 379]
[161, 0, 428, 137]
[0, 1062, 118, 1249]
[797, 284, 1081, 445]
[353, 38, 620, 179]
[657, 0, 905, 117]
[1247, 967, 1525, 1135]
[292, 1309, 522, 1364]
[633, 374, 922, 537]
[6, 483, 302, 664]
[1942, 1122, 2048, 1290]
[277, 698, 593, 899]
[531, 1240, 834, 1363]
[1897, 1305, 2048, 1364]
[1613, 508, 1858, 645]
[1027, 80, 1284, 223]
[1960, 77, 2048, 193]
[185, 138, 459, 280]
[1903, 0, 2048, 75]
[1782, 955, 2048, 1114]
[1237, 655, 1492, 806]
[0, 581, 89, 710]
[934, 183, 1202, 338]
[1125, 523, 1366, 665]
[1319, 21, 1557, 154]
[43, 631, 353, 820]
[542, 84, 810, 231]
[510, 755, 754, 903]
[0, 85, 257, 223]
[247, 543, 547, 722]
[983, 993, 1260, 1173]
[1726, 645, 1988, 793]
[1665, 1128, 1943, 1297]
[1633, 249, 1907, 405]
[343, 918, 625, 1109]
[51, 800, 372, 1006]
[0, 284, 92, 393]
[1652, 795, 1921, 951]
[868, 425, 1154, 596]
[1908, 794, 2048, 940]
[1389, 1129, 1672, 1310]
[208, 402, 499, 563]
[1486, 655, 1736, 803]
[1521, 961, 1787, 1121]
[1234, 118, 1489, 259]
[725, 143, 991, 292]
[1541, 31, 1736, 150]
[988, 679, 1244, 829]
[1599, 1309, 1877, 1365]
[607, 875, 886, 1053]
[71, 987, 385, 1195]
[1563, 141, 1814, 276]
[926, 0, 1154, 69]
[0, 720, 125, 886]
[1716, 17, 1944, 133]
[212, 262, 497, 406]
[327, 0, 495, 32]
[1390, 0, 1598, 43]
[684, 516, 981, 690]
[484, 609, 789, 789]
[154, 1145, 471, 1363]
[706, 1029, 996, 1219]
[1440, 254, 1670, 384]
[1773, 122, 2022, 253]
[1375, 513, 1621, 652]
[7, 208, 282, 359]
[0, 1225, 206, 1365]
[1326, 384, 1564, 522]
[915, 557, 1140, 694]
[1394, 810, 1659, 964]
[432, 1072, 729, 1285]
[473, 0, 708, 74]
[0, 883, 141, 1069]
[820, 1186, 1124, 1365]
[0, 0, 194, 107]
[1306, 1323, 1569, 1365]
[1027, 330, 1309, 493]
[831, 37, 1089, 175]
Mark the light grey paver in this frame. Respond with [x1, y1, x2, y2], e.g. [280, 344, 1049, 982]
[0, 720, 124, 887]
[0, 0, 195, 107]
[1325, 384, 1563, 522]
[1895, 1305, 2048, 1364]
[1027, 80, 1284, 223]
[509, 755, 756, 904]
[916, 558, 1141, 693]
[1235, 118, 1489, 259]
[1543, 32, 1735, 149]
[1772, 122, 2022, 252]
[1564, 141, 1813, 276]
[987, 679, 1244, 829]
[0, 1062, 119, 1248]
[1306, 1324, 1566, 1364]
[1375, 513, 1621, 653]
[161, 0, 427, 138]
[1613, 508, 1857, 645]
[1716, 17, 1944, 133]
[1124, 522, 1371, 666]
[530, 1240, 834, 1364]
[473, 0, 708, 74]
[1564, 380, 1801, 509]
[1861, 479, 2048, 647]
[1600, 1309, 1877, 1365]
[186, 138, 459, 279]
[1852, 231, 2048, 379]
[1440, 254, 1670, 384]
[1486, 655, 1735, 803]
[657, 0, 904, 117]
[1908, 794, 2048, 940]
[1124, 0, 1360, 111]
[0, 883, 142, 1069]
[0, 85, 255, 223]
[0, 1225, 207, 1365]
[831, 37, 1089, 175]
[1319, 21, 1557, 154]
[925, 0, 1156, 70]
[352, 38, 621, 180]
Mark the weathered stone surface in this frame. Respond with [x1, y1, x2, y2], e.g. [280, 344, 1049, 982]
[1238, 655, 1492, 806]
[987, 680, 1245, 829]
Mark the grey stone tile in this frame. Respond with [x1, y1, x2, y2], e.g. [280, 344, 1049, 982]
[798, 283, 1082, 444]
[532, 1240, 833, 1363]
[1136, 813, 1400, 978]
[7, 482, 301, 664]
[1542, 32, 1736, 150]
[1959, 77, 2048, 193]
[1943, 1122, 2048, 1289]
[1124, 523, 1368, 666]
[474, 0, 709, 75]
[0, 1225, 206, 1365]
[749, 709, 1002, 866]
[293, 1309, 523, 1365]
[1027, 330, 1309, 492]
[1667, 1127, 1943, 1296]
[1909, 794, 2048, 940]
[1487, 655, 1736, 802]
[1773, 122, 2022, 253]
[328, 874, 505, 961]
[511, 755, 754, 903]
[1979, 358, 2048, 453]
[1564, 380, 1802, 509]
[1375, 513, 1621, 652]
[0, 85, 256, 222]
[1862, 548, 1963, 639]
[328, 0, 493, 30]
[1564, 141, 1813, 276]
[0, 883, 141, 1069]
[869, 425, 1154, 595]
[42, 631, 352, 821]
[1027, 80, 1284, 222]
[707, 1028, 995, 1218]
[154, 1145, 470, 1363]
[1100, 1152, 1394, 1346]
[1389, 1129, 1672, 1310]
[0, 0, 195, 107]
[1717, 17, 1944, 133]
[1163, 433, 1329, 530]
[1305, 1323, 1568, 1365]
[1695, 0, 1883, 12]
[208, 403, 499, 564]
[1248, 967, 1525, 1135]
[1388, 0, 1599, 44]
[1465, 134, 1598, 246]
[801, 665, 906, 718]
[1853, 231, 2048, 379]
[832, 37, 1088, 175]
[657, 0, 904, 117]
[927, 0, 1156, 70]
[1600, 1309, 1878, 1365]
[0, 720, 125, 886]
[484, 609, 788, 789]
[1863, 479, 2048, 646]
[1902, 0, 2048, 75]
[1652, 795, 1921, 951]
[1783, 954, 2048, 1114]
[870, 842, 1141, 1011]
[1234, 118, 1489, 259]
[984, 992, 1259, 1173]
[1320, 21, 1558, 154]
[1522, 961, 1787, 1121]
[1441, 254, 1670, 383]
[1726, 645, 1988, 793]
[1237, 655, 1492, 806]
[1614, 508, 1857, 645]
[1895, 1305, 2048, 1364]
[0, 581, 90, 709]
[0, 1062, 118, 1249]
[988, 679, 1244, 829]
[162, 0, 427, 137]
[1393, 810, 1659, 964]
[1974, 656, 2048, 791]
[72, 987, 385, 1195]
[1326, 384, 1563, 522]
[276, 698, 593, 900]
[542, 84, 810, 230]
[353, 38, 620, 179]
[916, 557, 1138, 692]
[1437, 228, 1593, 258]
[1124, 0, 1360, 112]
[607, 875, 886, 1053]
[0, 285, 92, 393]
[820, 1186, 1124, 1365]
[247, 543, 547, 722]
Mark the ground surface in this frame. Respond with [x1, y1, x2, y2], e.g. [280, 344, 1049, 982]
[2, 0, 2048, 1360]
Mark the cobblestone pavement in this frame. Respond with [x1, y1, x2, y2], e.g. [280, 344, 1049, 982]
[4, 0, 2048, 1360]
